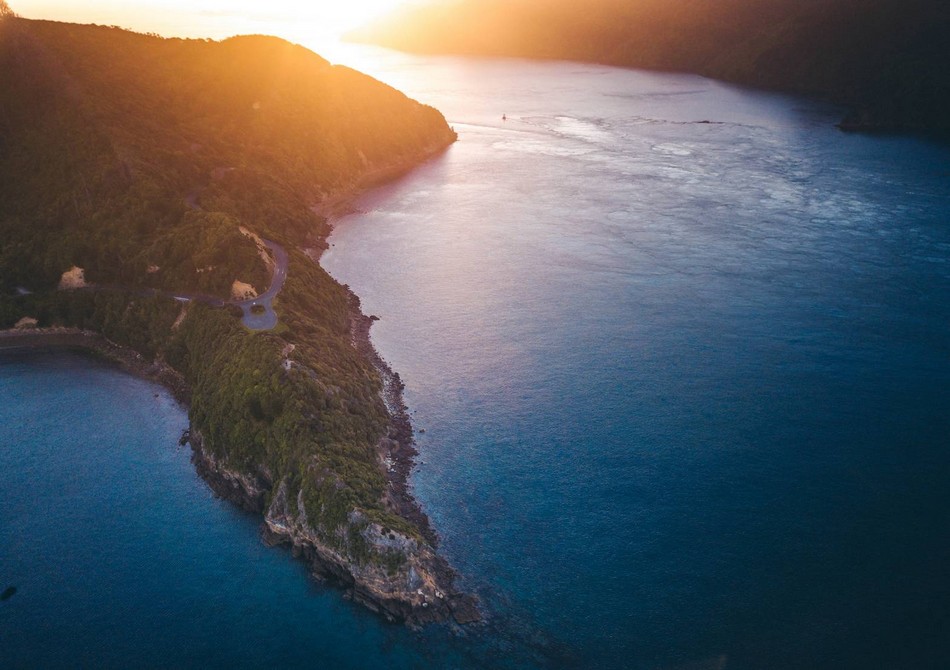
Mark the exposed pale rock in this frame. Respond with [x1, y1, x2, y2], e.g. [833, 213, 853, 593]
[14, 317, 37, 329]
[171, 303, 189, 330]
[231, 280, 258, 300]
[58, 266, 87, 289]
[239, 226, 277, 273]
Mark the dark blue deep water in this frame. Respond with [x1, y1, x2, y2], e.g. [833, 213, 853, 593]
[4, 49, 950, 669]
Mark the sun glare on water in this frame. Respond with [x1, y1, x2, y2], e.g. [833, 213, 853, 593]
[12, 0, 410, 45]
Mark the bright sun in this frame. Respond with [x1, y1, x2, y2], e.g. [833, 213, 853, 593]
[11, 0, 410, 41]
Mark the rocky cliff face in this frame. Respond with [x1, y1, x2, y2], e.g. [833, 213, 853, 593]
[2, 324, 480, 628]
[191, 432, 479, 627]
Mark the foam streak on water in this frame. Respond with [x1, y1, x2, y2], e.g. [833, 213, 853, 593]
[321, 48, 950, 669]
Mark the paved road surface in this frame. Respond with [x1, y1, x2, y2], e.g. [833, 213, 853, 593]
[233, 240, 288, 330]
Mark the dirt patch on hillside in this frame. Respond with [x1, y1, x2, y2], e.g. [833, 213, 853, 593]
[231, 280, 258, 300]
[58, 266, 87, 290]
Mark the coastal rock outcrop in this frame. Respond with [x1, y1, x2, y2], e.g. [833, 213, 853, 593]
[0, 16, 470, 629]
[191, 430, 479, 627]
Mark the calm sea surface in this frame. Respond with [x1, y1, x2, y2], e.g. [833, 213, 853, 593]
[4, 47, 950, 669]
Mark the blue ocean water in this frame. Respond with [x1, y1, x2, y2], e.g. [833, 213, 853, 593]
[321, 50, 950, 669]
[0, 351, 476, 669]
[2, 49, 949, 669]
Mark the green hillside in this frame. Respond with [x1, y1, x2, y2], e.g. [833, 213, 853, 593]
[0, 14, 464, 622]
[0, 17, 453, 293]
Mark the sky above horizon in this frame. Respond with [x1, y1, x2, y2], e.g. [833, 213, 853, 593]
[10, 0, 419, 45]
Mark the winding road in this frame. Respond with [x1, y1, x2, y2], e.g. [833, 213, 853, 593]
[169, 239, 288, 331]
[233, 240, 288, 330]
[181, 188, 288, 330]
[41, 238, 289, 331]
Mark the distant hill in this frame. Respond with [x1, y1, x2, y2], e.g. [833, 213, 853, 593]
[0, 15, 474, 626]
[349, 0, 950, 134]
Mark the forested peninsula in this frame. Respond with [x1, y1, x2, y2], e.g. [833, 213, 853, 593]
[350, 0, 950, 135]
[0, 13, 479, 625]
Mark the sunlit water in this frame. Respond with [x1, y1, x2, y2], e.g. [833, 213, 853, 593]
[321, 48, 950, 669]
[2, 45, 949, 670]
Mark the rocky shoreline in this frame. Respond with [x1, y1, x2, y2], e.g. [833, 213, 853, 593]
[185, 274, 481, 626]
[0, 14, 473, 632]
[0, 294, 480, 628]
[192, 431, 479, 627]
[344, 289, 438, 545]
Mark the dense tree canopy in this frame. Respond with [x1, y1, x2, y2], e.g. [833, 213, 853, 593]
[0, 18, 455, 566]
